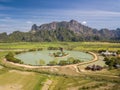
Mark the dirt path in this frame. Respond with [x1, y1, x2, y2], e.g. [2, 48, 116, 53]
[64, 52, 98, 73]
[77, 52, 98, 66]
[2, 52, 119, 78]
[2, 52, 99, 75]
[9, 70, 34, 75]
[4, 51, 96, 66]
[42, 80, 52, 90]
[0, 84, 22, 90]
[3, 52, 98, 68]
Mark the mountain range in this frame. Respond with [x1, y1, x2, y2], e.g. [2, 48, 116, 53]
[0, 20, 120, 42]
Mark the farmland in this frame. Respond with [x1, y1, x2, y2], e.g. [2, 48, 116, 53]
[0, 42, 120, 51]
[0, 42, 120, 90]
[0, 67, 119, 90]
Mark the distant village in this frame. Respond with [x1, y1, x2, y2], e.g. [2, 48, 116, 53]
[101, 50, 117, 56]
[85, 50, 120, 71]
[100, 50, 120, 69]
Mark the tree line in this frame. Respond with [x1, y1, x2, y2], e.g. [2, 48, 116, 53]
[1, 28, 119, 42]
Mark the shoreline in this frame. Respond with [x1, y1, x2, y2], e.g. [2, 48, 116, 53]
[2, 52, 98, 69]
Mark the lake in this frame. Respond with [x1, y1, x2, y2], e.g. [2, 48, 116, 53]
[15, 50, 93, 65]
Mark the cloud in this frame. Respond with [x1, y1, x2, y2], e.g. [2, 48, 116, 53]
[26, 21, 33, 24]
[82, 21, 87, 25]
[1, 8, 120, 33]
[0, 17, 15, 22]
[58, 10, 120, 17]
[5, 16, 11, 19]
[24, 9, 120, 19]
[0, 24, 8, 28]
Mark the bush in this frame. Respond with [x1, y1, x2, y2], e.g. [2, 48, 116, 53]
[47, 47, 59, 50]
[5, 52, 23, 64]
[37, 48, 43, 51]
[58, 60, 68, 66]
[39, 59, 45, 65]
[48, 60, 58, 66]
[98, 49, 106, 53]
[73, 59, 81, 64]
[52, 51, 68, 57]
[117, 50, 120, 54]
[28, 48, 37, 52]
[67, 57, 81, 64]
[104, 56, 120, 69]
[67, 57, 74, 64]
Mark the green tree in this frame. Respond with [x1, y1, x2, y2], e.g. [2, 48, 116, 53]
[59, 60, 68, 66]
[48, 60, 57, 66]
[5, 52, 23, 64]
[117, 50, 120, 54]
[104, 57, 120, 69]
[67, 57, 74, 64]
[73, 59, 81, 64]
[39, 59, 45, 65]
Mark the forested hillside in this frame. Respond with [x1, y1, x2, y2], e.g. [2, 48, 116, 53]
[0, 20, 120, 42]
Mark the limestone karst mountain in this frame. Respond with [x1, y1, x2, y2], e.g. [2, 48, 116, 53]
[0, 20, 120, 42]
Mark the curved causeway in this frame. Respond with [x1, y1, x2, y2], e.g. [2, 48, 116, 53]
[15, 50, 94, 65]
[3, 52, 98, 68]
[1, 51, 98, 75]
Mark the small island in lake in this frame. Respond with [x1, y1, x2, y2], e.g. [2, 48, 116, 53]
[49, 47, 69, 57]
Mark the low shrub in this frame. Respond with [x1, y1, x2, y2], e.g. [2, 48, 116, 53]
[47, 47, 59, 50]
[5, 52, 23, 64]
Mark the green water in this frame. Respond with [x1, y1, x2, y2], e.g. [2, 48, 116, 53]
[15, 50, 93, 65]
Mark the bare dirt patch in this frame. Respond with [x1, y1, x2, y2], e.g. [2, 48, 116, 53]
[0, 84, 22, 90]
[9, 70, 34, 75]
[0, 65, 3, 69]
[42, 79, 52, 90]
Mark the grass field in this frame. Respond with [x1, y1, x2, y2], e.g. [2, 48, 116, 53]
[0, 67, 119, 90]
[0, 42, 120, 51]
[50, 75, 120, 90]
[0, 42, 120, 90]
[0, 68, 48, 90]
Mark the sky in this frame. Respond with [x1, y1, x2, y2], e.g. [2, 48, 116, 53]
[0, 0, 120, 33]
